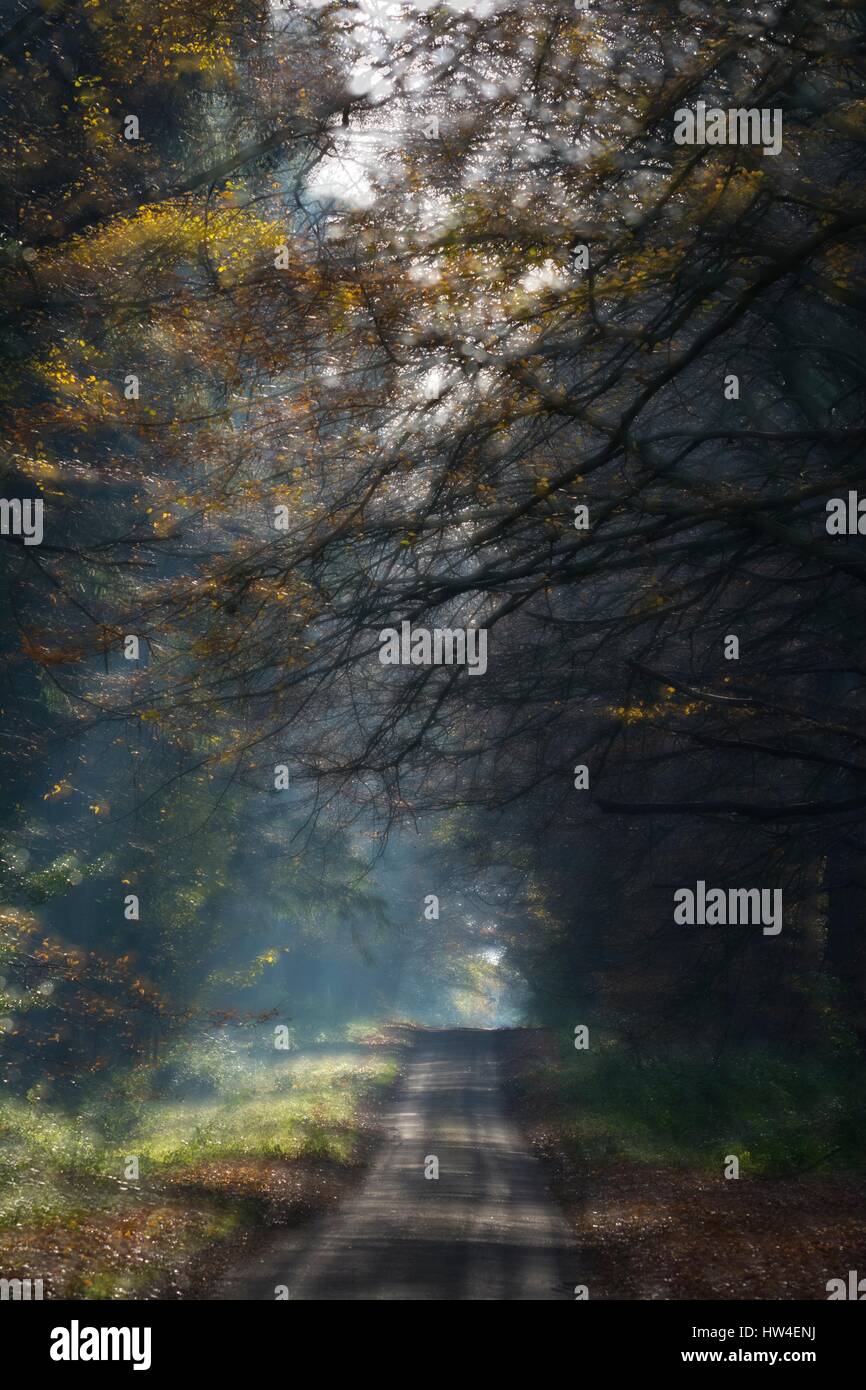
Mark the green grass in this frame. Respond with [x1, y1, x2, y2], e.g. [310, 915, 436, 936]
[0, 1049, 399, 1227]
[516, 1039, 866, 1175]
[131, 1052, 400, 1171]
[0, 1044, 400, 1296]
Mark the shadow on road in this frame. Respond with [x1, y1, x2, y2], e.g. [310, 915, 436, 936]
[215, 1029, 580, 1300]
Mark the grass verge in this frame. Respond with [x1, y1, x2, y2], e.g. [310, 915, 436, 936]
[503, 1029, 866, 1299]
[0, 1041, 402, 1299]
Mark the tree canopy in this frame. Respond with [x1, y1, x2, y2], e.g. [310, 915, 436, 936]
[2, 0, 865, 1086]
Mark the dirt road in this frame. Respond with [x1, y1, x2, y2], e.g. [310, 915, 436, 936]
[216, 1029, 579, 1300]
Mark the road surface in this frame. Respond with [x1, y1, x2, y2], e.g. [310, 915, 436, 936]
[216, 1029, 579, 1300]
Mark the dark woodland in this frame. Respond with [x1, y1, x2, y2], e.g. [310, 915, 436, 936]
[1, 0, 865, 1309]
